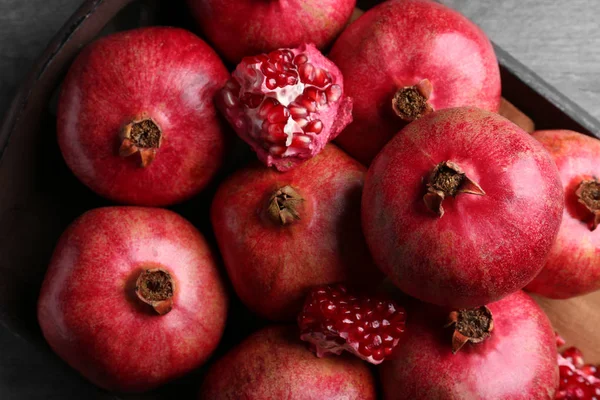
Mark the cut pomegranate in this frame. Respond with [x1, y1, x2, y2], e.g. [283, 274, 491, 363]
[556, 346, 600, 400]
[218, 43, 352, 171]
[298, 284, 406, 365]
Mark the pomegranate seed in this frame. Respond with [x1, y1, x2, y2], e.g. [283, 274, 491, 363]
[225, 78, 241, 92]
[291, 135, 311, 148]
[294, 54, 308, 65]
[222, 89, 236, 107]
[267, 105, 290, 124]
[300, 97, 317, 113]
[269, 145, 286, 156]
[281, 50, 294, 63]
[295, 118, 308, 128]
[303, 86, 320, 101]
[304, 120, 323, 134]
[313, 68, 328, 88]
[326, 85, 342, 103]
[563, 347, 586, 369]
[240, 92, 264, 109]
[258, 98, 279, 118]
[298, 284, 406, 365]
[289, 105, 308, 119]
[317, 92, 328, 107]
[266, 78, 278, 90]
[299, 63, 315, 83]
[264, 123, 287, 143]
[285, 73, 298, 86]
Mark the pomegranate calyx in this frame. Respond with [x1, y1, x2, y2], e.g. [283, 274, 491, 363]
[119, 117, 162, 167]
[424, 161, 485, 217]
[267, 185, 304, 225]
[575, 179, 600, 231]
[135, 268, 174, 315]
[445, 306, 494, 354]
[392, 79, 434, 121]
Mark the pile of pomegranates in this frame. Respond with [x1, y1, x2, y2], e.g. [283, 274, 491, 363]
[32, 0, 598, 397]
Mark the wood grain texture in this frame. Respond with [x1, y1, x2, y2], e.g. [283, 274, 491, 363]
[441, 0, 600, 121]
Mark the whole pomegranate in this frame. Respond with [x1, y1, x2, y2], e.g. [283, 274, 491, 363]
[526, 130, 600, 298]
[362, 108, 564, 308]
[198, 325, 376, 399]
[330, 0, 501, 164]
[211, 145, 379, 320]
[58, 27, 230, 206]
[186, 0, 356, 63]
[37, 207, 228, 392]
[380, 291, 559, 399]
[218, 44, 352, 171]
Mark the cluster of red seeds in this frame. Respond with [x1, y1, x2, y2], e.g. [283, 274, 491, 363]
[556, 342, 600, 399]
[220, 49, 342, 157]
[298, 284, 406, 364]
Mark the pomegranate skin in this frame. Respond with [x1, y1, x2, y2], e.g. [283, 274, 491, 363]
[362, 108, 564, 308]
[57, 27, 230, 206]
[37, 207, 228, 392]
[526, 130, 600, 298]
[186, 0, 356, 64]
[330, 0, 501, 165]
[380, 291, 559, 400]
[211, 145, 380, 320]
[199, 325, 376, 400]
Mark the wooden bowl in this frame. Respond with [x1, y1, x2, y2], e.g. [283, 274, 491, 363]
[1, 0, 599, 397]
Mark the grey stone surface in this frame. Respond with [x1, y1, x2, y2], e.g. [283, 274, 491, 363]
[0, 0, 599, 398]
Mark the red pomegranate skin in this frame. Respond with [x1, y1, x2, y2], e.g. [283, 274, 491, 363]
[37, 207, 228, 392]
[186, 0, 356, 63]
[362, 108, 564, 308]
[199, 325, 376, 399]
[526, 130, 600, 298]
[211, 144, 380, 321]
[380, 291, 559, 400]
[330, 0, 501, 165]
[58, 27, 230, 206]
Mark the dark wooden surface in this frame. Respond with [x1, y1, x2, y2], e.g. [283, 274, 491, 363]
[0, 1, 599, 399]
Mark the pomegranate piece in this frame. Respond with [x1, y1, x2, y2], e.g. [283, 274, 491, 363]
[362, 107, 564, 308]
[298, 284, 406, 365]
[210, 145, 381, 321]
[556, 346, 600, 400]
[186, 0, 356, 63]
[57, 27, 230, 206]
[199, 325, 376, 399]
[217, 43, 352, 171]
[380, 291, 559, 399]
[526, 130, 600, 298]
[329, 0, 501, 165]
[37, 207, 228, 392]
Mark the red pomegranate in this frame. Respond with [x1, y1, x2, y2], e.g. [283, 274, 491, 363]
[57, 27, 230, 206]
[37, 207, 228, 392]
[380, 291, 559, 399]
[557, 345, 600, 399]
[198, 325, 376, 399]
[526, 130, 600, 298]
[362, 108, 564, 308]
[329, 0, 501, 165]
[210, 145, 379, 320]
[217, 44, 352, 171]
[186, 0, 356, 63]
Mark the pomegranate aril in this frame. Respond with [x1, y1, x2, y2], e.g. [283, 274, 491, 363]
[261, 62, 277, 76]
[563, 347, 586, 369]
[313, 68, 329, 88]
[281, 50, 294, 63]
[304, 120, 323, 134]
[266, 78, 278, 90]
[269, 145, 286, 156]
[300, 97, 318, 113]
[291, 135, 311, 148]
[264, 123, 287, 143]
[295, 118, 309, 128]
[294, 54, 308, 66]
[267, 105, 290, 124]
[259, 98, 279, 118]
[222, 89, 237, 107]
[240, 92, 265, 109]
[326, 85, 342, 103]
[304, 87, 320, 101]
[299, 63, 316, 83]
[289, 105, 308, 119]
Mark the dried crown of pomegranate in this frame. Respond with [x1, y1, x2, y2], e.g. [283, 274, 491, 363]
[218, 43, 352, 171]
[298, 284, 406, 365]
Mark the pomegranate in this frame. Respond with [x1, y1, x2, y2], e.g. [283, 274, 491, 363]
[329, 0, 501, 165]
[217, 44, 352, 171]
[186, 0, 356, 64]
[298, 284, 406, 364]
[556, 345, 600, 399]
[210, 145, 379, 320]
[58, 27, 230, 206]
[362, 108, 564, 308]
[37, 207, 228, 392]
[198, 325, 376, 399]
[380, 291, 559, 399]
[526, 130, 600, 298]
